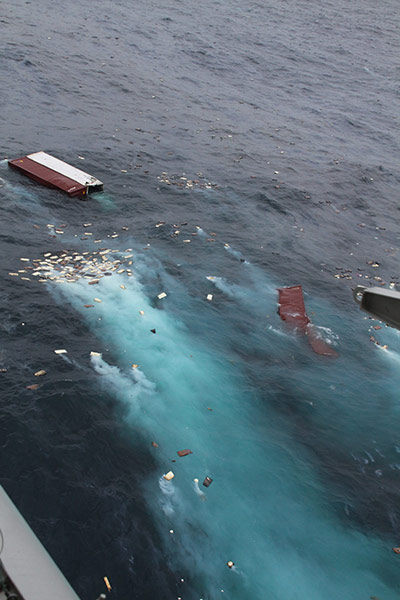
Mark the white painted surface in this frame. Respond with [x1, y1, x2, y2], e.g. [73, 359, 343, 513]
[0, 485, 81, 600]
[28, 152, 103, 188]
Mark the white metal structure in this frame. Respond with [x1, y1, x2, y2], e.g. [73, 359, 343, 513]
[0, 486, 81, 600]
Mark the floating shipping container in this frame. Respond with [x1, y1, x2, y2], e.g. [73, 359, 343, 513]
[8, 152, 103, 198]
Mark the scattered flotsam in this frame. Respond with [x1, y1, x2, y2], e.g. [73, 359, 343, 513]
[157, 172, 219, 190]
[103, 577, 112, 592]
[34, 370, 46, 377]
[177, 449, 192, 457]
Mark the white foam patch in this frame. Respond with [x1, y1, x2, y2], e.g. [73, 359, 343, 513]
[206, 275, 236, 297]
[224, 244, 249, 264]
[159, 475, 178, 515]
[90, 353, 156, 413]
[268, 325, 290, 337]
[196, 227, 207, 237]
[192, 479, 207, 501]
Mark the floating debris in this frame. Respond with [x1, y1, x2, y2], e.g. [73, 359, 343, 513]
[103, 577, 112, 592]
[11, 246, 136, 291]
[157, 172, 219, 190]
[163, 471, 175, 481]
[177, 449, 192, 457]
[34, 370, 46, 377]
[277, 286, 338, 357]
[9, 152, 103, 197]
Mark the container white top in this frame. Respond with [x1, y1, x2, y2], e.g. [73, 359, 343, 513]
[28, 151, 103, 188]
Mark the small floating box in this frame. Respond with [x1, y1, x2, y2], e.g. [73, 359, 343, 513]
[8, 151, 103, 198]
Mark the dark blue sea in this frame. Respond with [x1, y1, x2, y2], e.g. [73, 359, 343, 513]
[1, 0, 400, 598]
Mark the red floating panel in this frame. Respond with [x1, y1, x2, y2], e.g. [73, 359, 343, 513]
[177, 449, 193, 457]
[277, 285, 338, 357]
[277, 285, 310, 331]
[306, 324, 339, 357]
[8, 157, 87, 197]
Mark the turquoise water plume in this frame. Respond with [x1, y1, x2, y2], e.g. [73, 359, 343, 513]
[48, 250, 399, 599]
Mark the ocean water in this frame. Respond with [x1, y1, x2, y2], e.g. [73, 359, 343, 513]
[1, 0, 400, 598]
